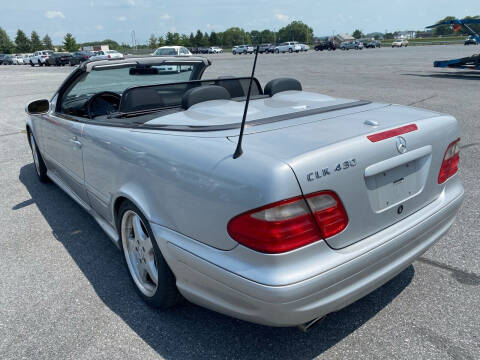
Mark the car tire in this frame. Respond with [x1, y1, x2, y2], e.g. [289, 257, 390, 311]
[30, 61, 34, 67]
[118, 200, 181, 308]
[28, 132, 49, 183]
[233, 51, 236, 55]
[289, 48, 293, 53]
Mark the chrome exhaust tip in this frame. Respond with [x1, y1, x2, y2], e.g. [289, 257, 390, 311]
[297, 316, 326, 332]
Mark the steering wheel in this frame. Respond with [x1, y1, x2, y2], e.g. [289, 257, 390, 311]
[86, 91, 122, 119]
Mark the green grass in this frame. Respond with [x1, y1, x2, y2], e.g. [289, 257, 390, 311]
[380, 36, 465, 46]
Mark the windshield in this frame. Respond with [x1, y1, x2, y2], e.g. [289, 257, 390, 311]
[63, 63, 203, 101]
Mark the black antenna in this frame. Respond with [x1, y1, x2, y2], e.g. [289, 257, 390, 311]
[233, 45, 260, 159]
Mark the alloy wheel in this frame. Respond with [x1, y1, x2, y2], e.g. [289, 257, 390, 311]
[121, 210, 159, 297]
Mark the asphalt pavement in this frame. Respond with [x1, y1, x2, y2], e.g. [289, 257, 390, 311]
[0, 45, 479, 359]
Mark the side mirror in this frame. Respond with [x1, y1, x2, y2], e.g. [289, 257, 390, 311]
[27, 99, 50, 115]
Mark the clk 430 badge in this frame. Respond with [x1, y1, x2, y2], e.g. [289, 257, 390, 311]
[307, 159, 357, 182]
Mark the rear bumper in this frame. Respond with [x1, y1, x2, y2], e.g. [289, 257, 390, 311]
[151, 180, 464, 327]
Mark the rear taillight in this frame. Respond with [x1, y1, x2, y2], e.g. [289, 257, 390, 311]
[108, 54, 111, 59]
[438, 138, 460, 184]
[305, 191, 349, 238]
[227, 191, 348, 253]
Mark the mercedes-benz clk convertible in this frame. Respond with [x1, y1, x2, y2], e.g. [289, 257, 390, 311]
[25, 56, 464, 328]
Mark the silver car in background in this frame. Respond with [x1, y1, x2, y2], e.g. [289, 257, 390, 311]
[89, 50, 124, 60]
[25, 56, 463, 328]
[275, 41, 302, 53]
[232, 45, 254, 54]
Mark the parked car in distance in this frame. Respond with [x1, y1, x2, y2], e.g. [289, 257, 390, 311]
[46, 52, 72, 66]
[392, 39, 408, 47]
[23, 54, 33, 64]
[30, 50, 54, 66]
[256, 44, 272, 53]
[464, 36, 478, 45]
[232, 45, 254, 55]
[208, 47, 223, 54]
[314, 41, 336, 51]
[25, 56, 464, 328]
[153, 46, 192, 56]
[365, 40, 381, 48]
[89, 50, 124, 61]
[340, 41, 364, 50]
[299, 44, 310, 51]
[69, 51, 93, 66]
[275, 41, 302, 53]
[95, 50, 123, 60]
[12, 55, 24, 65]
[0, 54, 5, 64]
[267, 44, 278, 53]
[2, 55, 14, 65]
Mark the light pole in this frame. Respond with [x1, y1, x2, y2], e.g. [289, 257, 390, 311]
[131, 30, 137, 50]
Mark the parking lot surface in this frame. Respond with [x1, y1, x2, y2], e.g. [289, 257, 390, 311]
[0, 45, 479, 360]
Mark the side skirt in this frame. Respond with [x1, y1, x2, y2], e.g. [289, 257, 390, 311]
[47, 170, 121, 249]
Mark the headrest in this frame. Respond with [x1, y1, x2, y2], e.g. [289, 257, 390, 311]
[182, 85, 231, 109]
[215, 76, 245, 98]
[264, 78, 302, 96]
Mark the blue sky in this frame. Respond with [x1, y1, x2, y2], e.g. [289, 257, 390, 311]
[1, 0, 478, 44]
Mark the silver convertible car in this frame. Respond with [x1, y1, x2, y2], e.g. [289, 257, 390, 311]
[26, 56, 464, 328]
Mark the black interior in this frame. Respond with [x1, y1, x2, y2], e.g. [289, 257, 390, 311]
[60, 77, 302, 121]
[86, 92, 122, 118]
[181, 85, 231, 109]
[119, 77, 263, 114]
[264, 77, 302, 96]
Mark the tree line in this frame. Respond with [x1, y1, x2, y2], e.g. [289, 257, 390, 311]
[147, 21, 314, 49]
[0, 28, 53, 54]
[0, 21, 313, 54]
[1, 15, 478, 55]
[0, 28, 80, 53]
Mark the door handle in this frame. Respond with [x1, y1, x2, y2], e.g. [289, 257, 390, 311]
[70, 138, 83, 148]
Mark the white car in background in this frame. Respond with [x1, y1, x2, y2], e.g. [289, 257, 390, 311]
[89, 50, 124, 60]
[23, 54, 32, 64]
[299, 44, 310, 51]
[232, 45, 254, 55]
[392, 39, 409, 47]
[208, 47, 223, 54]
[30, 50, 54, 66]
[12, 56, 24, 65]
[153, 46, 192, 56]
[275, 41, 302, 53]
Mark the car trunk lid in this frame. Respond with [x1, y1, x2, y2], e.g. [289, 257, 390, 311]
[230, 103, 456, 249]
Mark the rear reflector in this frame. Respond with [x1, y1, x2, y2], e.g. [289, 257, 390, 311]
[438, 138, 460, 184]
[367, 124, 418, 142]
[227, 191, 348, 253]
